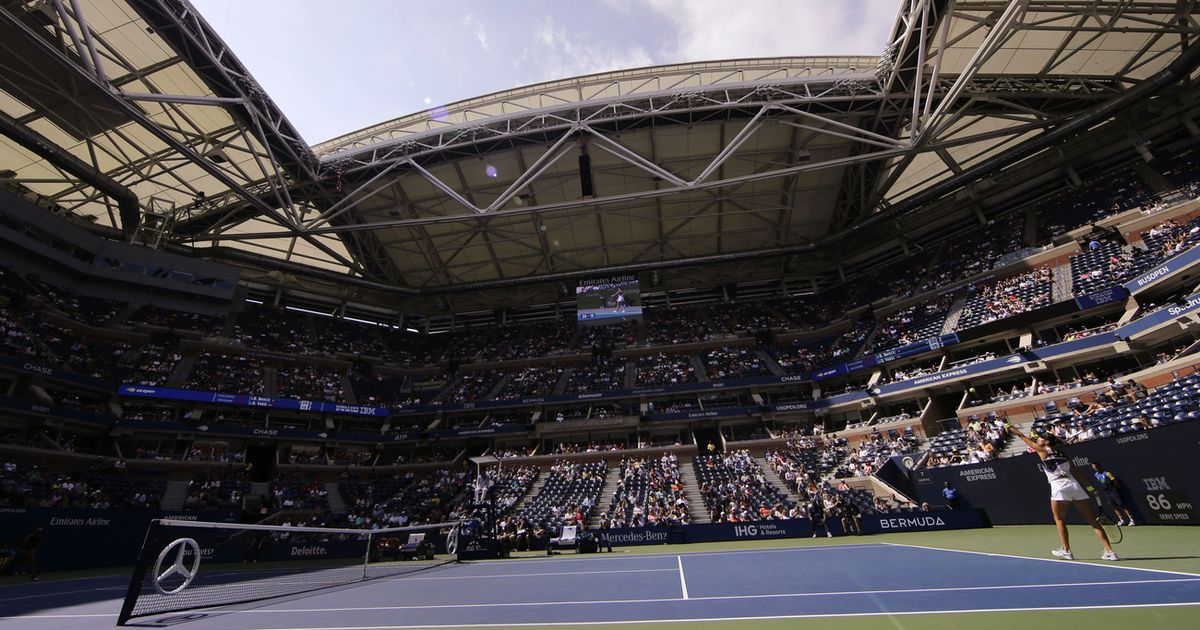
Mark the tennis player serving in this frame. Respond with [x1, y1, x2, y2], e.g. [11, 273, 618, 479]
[1007, 422, 1118, 561]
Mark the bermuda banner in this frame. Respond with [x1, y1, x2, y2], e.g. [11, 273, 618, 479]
[859, 508, 989, 534]
[0, 509, 239, 572]
[117, 384, 390, 417]
[1074, 285, 1129, 310]
[1124, 242, 1200, 293]
[911, 420, 1200, 525]
[0, 353, 112, 390]
[645, 406, 760, 422]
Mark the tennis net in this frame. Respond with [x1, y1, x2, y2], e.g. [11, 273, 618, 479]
[117, 518, 461, 625]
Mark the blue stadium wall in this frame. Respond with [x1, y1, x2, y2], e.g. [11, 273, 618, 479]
[909, 420, 1199, 525]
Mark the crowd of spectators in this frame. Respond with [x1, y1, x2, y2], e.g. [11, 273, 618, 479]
[923, 415, 1009, 468]
[232, 306, 313, 355]
[187, 352, 266, 394]
[496, 366, 563, 399]
[1028, 374, 1186, 445]
[25, 276, 123, 324]
[695, 450, 793, 522]
[701, 346, 769, 380]
[565, 356, 627, 393]
[604, 454, 690, 528]
[275, 364, 347, 402]
[705, 300, 790, 333]
[494, 446, 536, 459]
[438, 371, 502, 403]
[183, 468, 249, 510]
[1070, 233, 1155, 295]
[124, 342, 182, 387]
[514, 460, 606, 530]
[127, 305, 224, 336]
[867, 294, 954, 353]
[925, 213, 1028, 288]
[268, 472, 330, 511]
[957, 266, 1053, 329]
[880, 359, 942, 385]
[635, 352, 696, 386]
[0, 461, 164, 509]
[833, 429, 919, 478]
[644, 305, 712, 346]
[554, 441, 627, 454]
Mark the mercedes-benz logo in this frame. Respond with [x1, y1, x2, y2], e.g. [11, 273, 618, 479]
[153, 538, 201, 595]
[445, 526, 459, 555]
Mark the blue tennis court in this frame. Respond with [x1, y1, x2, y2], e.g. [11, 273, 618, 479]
[3, 543, 1199, 628]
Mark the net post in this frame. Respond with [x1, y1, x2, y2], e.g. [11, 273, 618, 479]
[362, 530, 372, 581]
[116, 519, 161, 626]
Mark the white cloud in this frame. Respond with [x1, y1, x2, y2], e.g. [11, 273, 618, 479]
[461, 13, 490, 51]
[642, 0, 896, 61]
[528, 16, 653, 80]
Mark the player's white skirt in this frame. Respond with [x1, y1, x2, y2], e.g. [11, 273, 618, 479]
[1049, 478, 1090, 502]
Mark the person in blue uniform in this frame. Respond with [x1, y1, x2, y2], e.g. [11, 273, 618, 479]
[1090, 461, 1136, 527]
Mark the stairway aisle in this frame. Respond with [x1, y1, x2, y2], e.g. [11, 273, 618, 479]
[677, 459, 711, 524]
[756, 455, 805, 505]
[160, 479, 190, 511]
[511, 468, 548, 513]
[589, 462, 624, 527]
[325, 482, 347, 513]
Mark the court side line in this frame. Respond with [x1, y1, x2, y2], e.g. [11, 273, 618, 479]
[879, 542, 1200, 578]
[460, 543, 881, 568]
[0, 586, 124, 602]
[207, 602, 1200, 629]
[8, 578, 1198, 620]
[390, 568, 678, 581]
[676, 556, 688, 600]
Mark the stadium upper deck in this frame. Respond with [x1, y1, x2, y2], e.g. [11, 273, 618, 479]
[2, 0, 1200, 316]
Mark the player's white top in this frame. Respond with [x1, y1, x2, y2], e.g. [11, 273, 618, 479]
[1040, 451, 1089, 502]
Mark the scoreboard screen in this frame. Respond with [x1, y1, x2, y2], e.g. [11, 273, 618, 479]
[576, 275, 642, 322]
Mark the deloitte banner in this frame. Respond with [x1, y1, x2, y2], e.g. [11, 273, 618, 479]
[912, 420, 1200, 525]
[859, 509, 989, 534]
[0, 509, 239, 572]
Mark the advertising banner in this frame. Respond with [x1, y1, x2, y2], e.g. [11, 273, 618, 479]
[118, 384, 389, 417]
[0, 509, 239, 572]
[912, 420, 1200, 525]
[1124, 243, 1200, 293]
[0, 353, 111, 390]
[859, 508, 989, 534]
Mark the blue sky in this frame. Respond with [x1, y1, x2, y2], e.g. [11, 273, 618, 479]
[191, 0, 897, 144]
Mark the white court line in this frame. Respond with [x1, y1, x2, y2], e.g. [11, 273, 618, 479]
[0, 586, 123, 602]
[461, 543, 881, 568]
[223, 601, 1200, 629]
[14, 575, 1196, 619]
[880, 542, 1200, 578]
[676, 556, 688, 600]
[9, 578, 1200, 619]
[387, 568, 677, 581]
